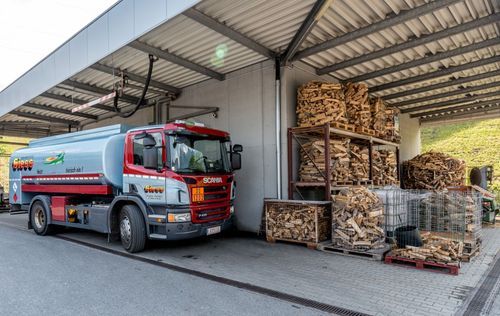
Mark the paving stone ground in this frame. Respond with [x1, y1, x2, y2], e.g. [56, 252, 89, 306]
[1, 212, 499, 315]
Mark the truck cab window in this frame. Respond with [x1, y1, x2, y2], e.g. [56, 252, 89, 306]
[133, 132, 163, 169]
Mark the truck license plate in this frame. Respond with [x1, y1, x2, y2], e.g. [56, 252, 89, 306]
[207, 226, 221, 235]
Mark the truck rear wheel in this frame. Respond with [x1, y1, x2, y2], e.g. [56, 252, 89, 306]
[30, 201, 53, 235]
[119, 205, 146, 253]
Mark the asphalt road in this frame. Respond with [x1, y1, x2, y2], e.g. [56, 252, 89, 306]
[0, 225, 324, 316]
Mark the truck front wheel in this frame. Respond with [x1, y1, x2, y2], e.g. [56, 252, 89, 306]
[119, 205, 146, 253]
[30, 201, 53, 235]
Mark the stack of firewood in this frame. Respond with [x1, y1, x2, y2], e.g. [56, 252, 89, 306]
[391, 232, 463, 265]
[370, 97, 386, 136]
[402, 152, 466, 190]
[372, 149, 398, 185]
[331, 187, 385, 250]
[349, 144, 369, 181]
[296, 81, 347, 127]
[384, 108, 400, 142]
[419, 191, 479, 234]
[265, 201, 331, 243]
[299, 138, 351, 183]
[345, 82, 371, 128]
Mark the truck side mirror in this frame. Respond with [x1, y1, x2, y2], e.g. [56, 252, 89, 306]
[143, 147, 158, 170]
[232, 144, 243, 153]
[231, 152, 241, 170]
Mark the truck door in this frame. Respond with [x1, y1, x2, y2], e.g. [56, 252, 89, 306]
[123, 130, 167, 205]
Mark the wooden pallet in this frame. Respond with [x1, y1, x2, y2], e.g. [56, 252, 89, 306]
[461, 247, 480, 262]
[266, 237, 319, 250]
[330, 121, 356, 132]
[317, 242, 390, 261]
[385, 253, 459, 275]
[355, 127, 376, 136]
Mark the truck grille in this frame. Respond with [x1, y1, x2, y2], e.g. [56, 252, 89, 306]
[194, 206, 228, 222]
[202, 186, 228, 202]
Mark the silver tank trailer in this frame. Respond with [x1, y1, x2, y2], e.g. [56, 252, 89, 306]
[9, 125, 133, 205]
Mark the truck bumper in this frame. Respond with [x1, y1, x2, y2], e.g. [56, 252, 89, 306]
[148, 215, 234, 241]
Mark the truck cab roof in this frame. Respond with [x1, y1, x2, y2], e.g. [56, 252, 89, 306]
[129, 121, 230, 139]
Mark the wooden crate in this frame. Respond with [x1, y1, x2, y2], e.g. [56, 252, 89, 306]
[265, 199, 331, 247]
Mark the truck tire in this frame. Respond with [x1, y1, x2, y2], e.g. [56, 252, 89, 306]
[119, 204, 146, 253]
[30, 201, 54, 235]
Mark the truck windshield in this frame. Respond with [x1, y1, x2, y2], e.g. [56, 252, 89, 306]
[168, 134, 230, 174]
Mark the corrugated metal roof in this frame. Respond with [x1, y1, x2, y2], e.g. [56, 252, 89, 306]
[1, 0, 498, 132]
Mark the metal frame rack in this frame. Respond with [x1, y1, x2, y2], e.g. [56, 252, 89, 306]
[287, 123, 400, 200]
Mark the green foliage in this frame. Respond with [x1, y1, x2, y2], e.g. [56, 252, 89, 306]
[421, 118, 500, 201]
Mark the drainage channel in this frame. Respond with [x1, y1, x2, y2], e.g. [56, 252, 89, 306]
[462, 253, 500, 315]
[0, 222, 369, 316]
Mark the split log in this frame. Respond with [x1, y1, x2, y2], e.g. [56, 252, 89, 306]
[265, 201, 331, 243]
[391, 232, 463, 265]
[345, 82, 371, 127]
[384, 108, 400, 143]
[299, 138, 351, 183]
[296, 81, 347, 127]
[331, 187, 385, 250]
[372, 149, 398, 185]
[370, 97, 386, 135]
[349, 144, 369, 181]
[402, 151, 466, 190]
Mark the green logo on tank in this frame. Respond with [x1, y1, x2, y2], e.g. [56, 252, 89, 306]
[44, 152, 65, 165]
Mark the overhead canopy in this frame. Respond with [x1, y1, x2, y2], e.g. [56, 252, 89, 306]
[0, 0, 498, 137]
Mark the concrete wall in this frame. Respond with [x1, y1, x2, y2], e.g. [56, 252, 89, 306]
[399, 113, 421, 162]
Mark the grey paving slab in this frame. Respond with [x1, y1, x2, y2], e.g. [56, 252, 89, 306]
[1, 213, 499, 315]
[0, 223, 325, 316]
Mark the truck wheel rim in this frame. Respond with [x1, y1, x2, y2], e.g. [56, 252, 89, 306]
[34, 208, 45, 229]
[120, 216, 131, 243]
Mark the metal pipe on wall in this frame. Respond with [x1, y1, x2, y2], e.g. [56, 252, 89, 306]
[275, 57, 282, 199]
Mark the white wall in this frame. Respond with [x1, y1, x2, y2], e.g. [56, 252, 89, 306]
[399, 113, 421, 162]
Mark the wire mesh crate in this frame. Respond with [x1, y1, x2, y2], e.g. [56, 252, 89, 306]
[374, 188, 482, 264]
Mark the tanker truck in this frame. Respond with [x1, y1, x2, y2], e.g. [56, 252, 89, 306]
[9, 121, 242, 252]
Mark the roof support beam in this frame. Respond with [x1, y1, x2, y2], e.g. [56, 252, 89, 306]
[22, 103, 98, 120]
[10, 110, 80, 126]
[370, 55, 500, 92]
[90, 63, 181, 94]
[40, 92, 116, 112]
[391, 80, 500, 108]
[183, 8, 275, 59]
[346, 37, 500, 81]
[381, 70, 500, 100]
[420, 105, 500, 122]
[282, 0, 333, 64]
[129, 41, 225, 81]
[412, 99, 500, 118]
[317, 13, 499, 74]
[294, 0, 461, 60]
[404, 91, 500, 114]
[59, 80, 145, 106]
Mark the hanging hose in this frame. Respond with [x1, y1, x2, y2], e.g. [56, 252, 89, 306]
[113, 54, 156, 118]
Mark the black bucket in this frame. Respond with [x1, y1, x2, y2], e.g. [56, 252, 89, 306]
[394, 225, 423, 248]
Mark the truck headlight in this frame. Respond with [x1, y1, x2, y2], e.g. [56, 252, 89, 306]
[230, 181, 236, 200]
[167, 212, 191, 223]
[230, 206, 235, 214]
